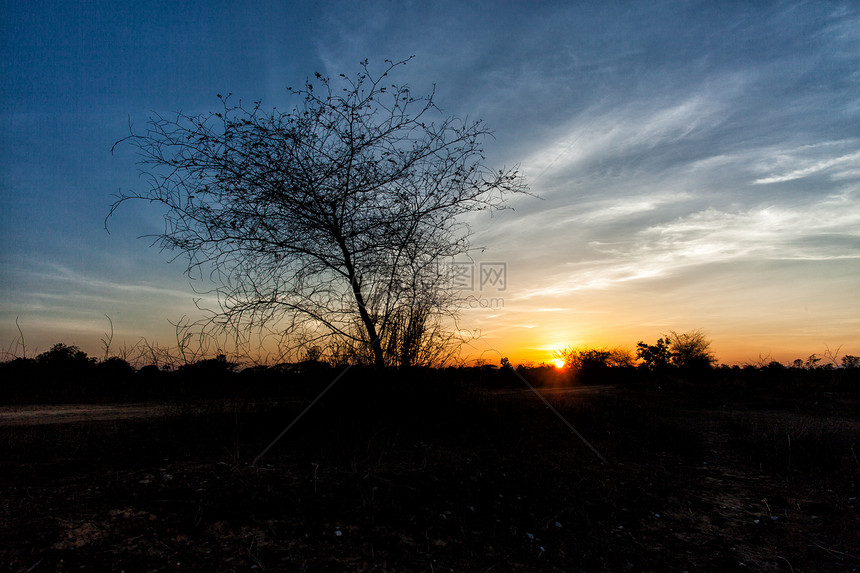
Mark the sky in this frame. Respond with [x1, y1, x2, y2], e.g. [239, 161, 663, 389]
[2, 0, 859, 366]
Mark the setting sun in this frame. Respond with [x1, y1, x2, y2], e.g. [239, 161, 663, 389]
[552, 358, 565, 369]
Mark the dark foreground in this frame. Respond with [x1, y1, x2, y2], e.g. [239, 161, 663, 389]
[2, 376, 858, 572]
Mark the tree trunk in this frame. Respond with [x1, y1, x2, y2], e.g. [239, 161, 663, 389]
[337, 238, 385, 368]
[350, 274, 385, 369]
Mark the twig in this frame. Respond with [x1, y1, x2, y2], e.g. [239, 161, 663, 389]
[253, 364, 354, 465]
[776, 555, 794, 572]
[101, 314, 114, 361]
[16, 317, 26, 359]
[808, 535, 859, 561]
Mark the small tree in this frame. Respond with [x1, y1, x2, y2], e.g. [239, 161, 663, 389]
[36, 343, 95, 369]
[35, 343, 98, 395]
[666, 330, 716, 369]
[804, 354, 822, 370]
[110, 58, 527, 368]
[636, 337, 672, 370]
[556, 346, 634, 372]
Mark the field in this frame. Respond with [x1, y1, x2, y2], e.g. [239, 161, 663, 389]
[2, 371, 859, 572]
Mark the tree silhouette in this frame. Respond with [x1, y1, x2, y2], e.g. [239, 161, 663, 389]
[110, 58, 527, 368]
[666, 329, 716, 370]
[637, 331, 715, 370]
[636, 338, 671, 371]
[36, 343, 95, 369]
[556, 346, 634, 372]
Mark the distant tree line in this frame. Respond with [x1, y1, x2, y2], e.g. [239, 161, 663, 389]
[1, 332, 857, 404]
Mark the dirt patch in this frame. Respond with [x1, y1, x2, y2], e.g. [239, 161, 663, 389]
[0, 404, 172, 426]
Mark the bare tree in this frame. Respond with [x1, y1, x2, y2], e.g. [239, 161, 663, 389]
[110, 58, 527, 368]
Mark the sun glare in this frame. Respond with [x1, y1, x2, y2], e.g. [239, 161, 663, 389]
[552, 358, 565, 369]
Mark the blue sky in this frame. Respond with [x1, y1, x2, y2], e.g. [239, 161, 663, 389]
[2, 0, 858, 364]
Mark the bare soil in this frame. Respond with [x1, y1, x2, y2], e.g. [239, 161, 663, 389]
[0, 404, 172, 426]
[1, 382, 858, 572]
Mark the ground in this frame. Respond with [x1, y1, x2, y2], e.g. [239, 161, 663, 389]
[1, 378, 858, 571]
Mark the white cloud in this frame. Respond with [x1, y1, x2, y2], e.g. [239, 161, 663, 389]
[28, 262, 197, 302]
[521, 79, 745, 191]
[514, 188, 860, 300]
[753, 148, 860, 185]
[559, 192, 693, 226]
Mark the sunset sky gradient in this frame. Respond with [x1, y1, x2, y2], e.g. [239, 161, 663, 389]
[2, 1, 858, 365]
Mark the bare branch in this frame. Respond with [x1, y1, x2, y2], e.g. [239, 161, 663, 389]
[100, 314, 114, 362]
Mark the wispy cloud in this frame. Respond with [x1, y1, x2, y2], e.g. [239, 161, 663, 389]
[752, 143, 860, 185]
[22, 262, 198, 302]
[518, 189, 860, 300]
[1, 260, 215, 340]
[522, 90, 732, 191]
